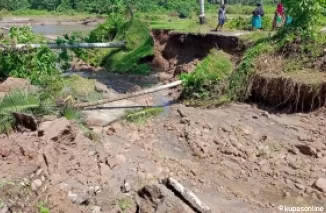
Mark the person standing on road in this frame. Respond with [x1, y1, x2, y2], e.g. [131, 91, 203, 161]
[252, 2, 265, 30]
[216, 4, 226, 31]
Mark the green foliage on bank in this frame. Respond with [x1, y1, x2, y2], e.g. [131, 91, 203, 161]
[0, 27, 101, 136]
[102, 19, 154, 74]
[0, 27, 60, 86]
[63, 12, 154, 74]
[180, 50, 233, 101]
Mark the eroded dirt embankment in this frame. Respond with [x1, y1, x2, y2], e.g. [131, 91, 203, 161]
[151, 29, 245, 80]
[251, 73, 326, 112]
[151, 30, 326, 112]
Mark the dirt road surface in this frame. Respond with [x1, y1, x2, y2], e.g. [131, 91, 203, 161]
[1, 94, 326, 212]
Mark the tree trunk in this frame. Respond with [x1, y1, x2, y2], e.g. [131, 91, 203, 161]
[199, 0, 206, 24]
[220, 0, 225, 6]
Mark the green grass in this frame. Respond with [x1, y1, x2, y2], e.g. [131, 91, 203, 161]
[61, 75, 103, 102]
[224, 5, 275, 15]
[37, 202, 50, 213]
[125, 107, 163, 124]
[149, 19, 193, 30]
[102, 19, 154, 74]
[2, 9, 101, 19]
[146, 13, 276, 34]
[0, 90, 42, 134]
[239, 31, 274, 43]
[228, 41, 274, 100]
[180, 49, 233, 101]
[117, 197, 133, 212]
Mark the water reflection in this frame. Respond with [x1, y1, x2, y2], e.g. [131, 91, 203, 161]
[32, 24, 91, 36]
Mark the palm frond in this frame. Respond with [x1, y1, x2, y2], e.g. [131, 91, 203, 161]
[0, 90, 41, 134]
[0, 90, 40, 114]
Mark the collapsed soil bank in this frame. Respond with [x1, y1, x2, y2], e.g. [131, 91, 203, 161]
[150, 29, 245, 78]
[251, 73, 326, 112]
[150, 30, 326, 112]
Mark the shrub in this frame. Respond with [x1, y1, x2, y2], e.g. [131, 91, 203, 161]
[0, 27, 61, 86]
[88, 13, 126, 42]
[176, 2, 191, 19]
[226, 16, 251, 30]
[262, 15, 273, 30]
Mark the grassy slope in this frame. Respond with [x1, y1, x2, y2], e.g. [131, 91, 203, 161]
[102, 19, 154, 74]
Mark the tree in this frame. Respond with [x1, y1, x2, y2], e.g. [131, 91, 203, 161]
[283, 0, 325, 30]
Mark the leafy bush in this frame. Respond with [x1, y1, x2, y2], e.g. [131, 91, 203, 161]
[226, 16, 251, 30]
[84, 17, 153, 74]
[176, 2, 192, 19]
[262, 15, 273, 30]
[0, 27, 61, 86]
[283, 0, 324, 30]
[88, 13, 126, 42]
[226, 15, 272, 30]
[181, 50, 233, 100]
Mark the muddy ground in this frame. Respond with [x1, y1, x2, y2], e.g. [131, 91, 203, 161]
[1, 27, 326, 213]
[1, 74, 326, 213]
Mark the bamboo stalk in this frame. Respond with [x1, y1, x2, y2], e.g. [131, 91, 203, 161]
[166, 177, 211, 213]
[10, 42, 126, 50]
[74, 80, 182, 108]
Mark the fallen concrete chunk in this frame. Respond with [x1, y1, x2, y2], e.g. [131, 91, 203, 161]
[137, 184, 193, 213]
[166, 177, 212, 213]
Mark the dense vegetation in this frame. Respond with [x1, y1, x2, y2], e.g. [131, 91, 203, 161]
[180, 0, 326, 106]
[0, 26, 103, 135]
[0, 0, 279, 16]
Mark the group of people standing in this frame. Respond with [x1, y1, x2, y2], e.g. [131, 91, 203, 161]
[252, 1, 292, 30]
[216, 1, 293, 31]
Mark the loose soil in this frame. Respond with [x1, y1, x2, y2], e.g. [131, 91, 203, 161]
[1, 101, 326, 212]
[151, 30, 244, 80]
[1, 74, 326, 213]
[2, 28, 326, 213]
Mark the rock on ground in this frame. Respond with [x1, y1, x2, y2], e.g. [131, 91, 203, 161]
[314, 178, 326, 193]
[0, 77, 38, 98]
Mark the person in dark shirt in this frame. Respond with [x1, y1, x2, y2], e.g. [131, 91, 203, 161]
[216, 4, 226, 31]
[252, 2, 264, 30]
